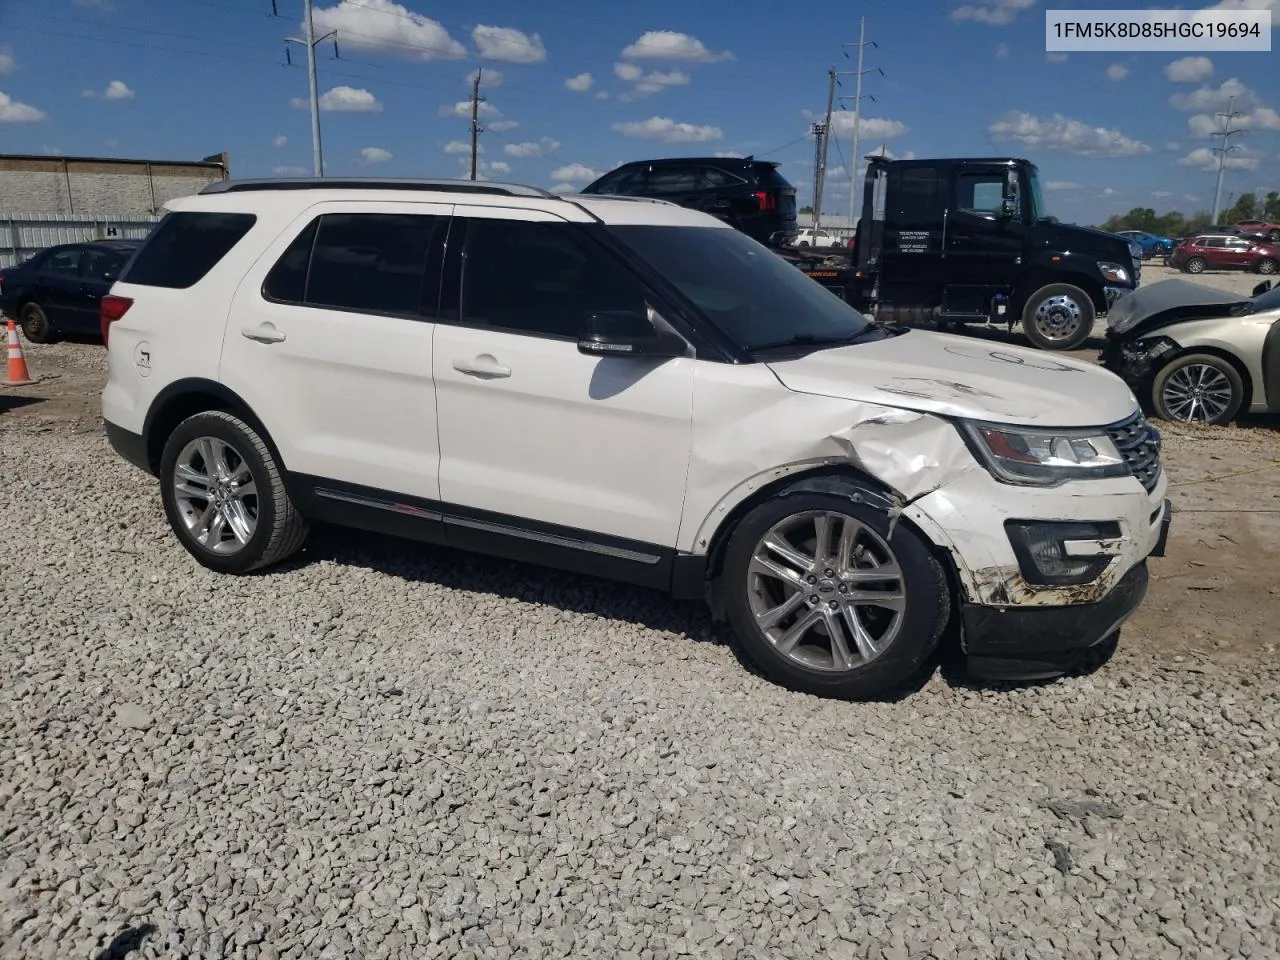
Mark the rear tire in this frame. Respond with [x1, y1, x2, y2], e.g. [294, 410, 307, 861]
[719, 485, 950, 700]
[158, 410, 308, 574]
[1258, 258, 1278, 275]
[18, 302, 55, 344]
[1020, 283, 1096, 351]
[1185, 257, 1207, 274]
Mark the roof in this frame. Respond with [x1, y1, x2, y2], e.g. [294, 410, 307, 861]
[610, 156, 779, 167]
[865, 156, 1031, 167]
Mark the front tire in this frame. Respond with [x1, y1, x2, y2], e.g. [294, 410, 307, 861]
[1021, 283, 1096, 351]
[1151, 353, 1245, 425]
[158, 410, 308, 573]
[719, 486, 950, 700]
[18, 302, 55, 344]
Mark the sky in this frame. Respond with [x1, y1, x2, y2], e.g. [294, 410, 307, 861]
[0, 0, 1277, 225]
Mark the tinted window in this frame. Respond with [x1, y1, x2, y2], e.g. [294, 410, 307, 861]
[891, 167, 944, 224]
[122, 212, 256, 288]
[585, 166, 647, 196]
[82, 247, 128, 281]
[459, 219, 648, 338]
[1202, 238, 1226, 248]
[42, 248, 82, 275]
[646, 167, 698, 194]
[1228, 238, 1253, 250]
[265, 213, 443, 317]
[753, 164, 793, 189]
[699, 167, 741, 189]
[956, 172, 1010, 215]
[612, 224, 872, 349]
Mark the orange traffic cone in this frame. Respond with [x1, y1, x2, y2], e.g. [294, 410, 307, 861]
[5, 317, 36, 386]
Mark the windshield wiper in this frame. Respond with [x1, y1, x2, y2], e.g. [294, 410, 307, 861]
[745, 327, 888, 352]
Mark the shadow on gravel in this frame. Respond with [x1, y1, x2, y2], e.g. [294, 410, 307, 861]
[292, 526, 987, 702]
[95, 923, 156, 959]
[0, 394, 45, 414]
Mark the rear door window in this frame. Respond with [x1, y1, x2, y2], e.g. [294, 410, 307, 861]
[121, 212, 257, 288]
[645, 167, 699, 194]
[585, 166, 647, 196]
[81, 247, 128, 282]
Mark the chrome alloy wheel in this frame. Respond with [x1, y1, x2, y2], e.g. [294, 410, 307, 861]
[1032, 294, 1084, 344]
[172, 437, 259, 554]
[1160, 363, 1234, 423]
[747, 510, 906, 672]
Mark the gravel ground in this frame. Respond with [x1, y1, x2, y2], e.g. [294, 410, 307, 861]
[2, 343, 1279, 959]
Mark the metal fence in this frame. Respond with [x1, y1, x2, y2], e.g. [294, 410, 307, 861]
[1, 213, 162, 267]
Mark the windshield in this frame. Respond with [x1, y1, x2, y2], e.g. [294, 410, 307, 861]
[609, 225, 872, 349]
[1028, 165, 1047, 221]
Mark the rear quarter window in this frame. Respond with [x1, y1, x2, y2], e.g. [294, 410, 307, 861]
[752, 164, 794, 189]
[120, 211, 257, 289]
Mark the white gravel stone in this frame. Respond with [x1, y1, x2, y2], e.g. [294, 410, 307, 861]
[0, 424, 1278, 959]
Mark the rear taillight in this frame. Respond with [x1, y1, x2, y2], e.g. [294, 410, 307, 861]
[754, 191, 777, 212]
[100, 294, 133, 346]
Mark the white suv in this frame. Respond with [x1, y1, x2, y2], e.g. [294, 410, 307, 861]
[101, 177, 1171, 700]
[794, 228, 843, 248]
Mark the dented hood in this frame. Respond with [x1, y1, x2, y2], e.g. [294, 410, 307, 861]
[763, 330, 1138, 427]
[1105, 277, 1245, 336]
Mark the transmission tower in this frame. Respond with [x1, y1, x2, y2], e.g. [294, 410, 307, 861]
[839, 18, 883, 227]
[469, 68, 486, 181]
[275, 0, 340, 176]
[1209, 95, 1246, 223]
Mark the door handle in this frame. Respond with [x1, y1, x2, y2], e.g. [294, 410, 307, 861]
[452, 354, 511, 379]
[241, 323, 287, 344]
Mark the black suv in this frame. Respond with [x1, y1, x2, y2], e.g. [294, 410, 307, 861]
[580, 157, 798, 247]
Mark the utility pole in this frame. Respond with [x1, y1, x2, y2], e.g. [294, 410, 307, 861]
[840, 19, 881, 228]
[282, 0, 338, 177]
[1209, 95, 1246, 223]
[813, 66, 837, 230]
[469, 68, 484, 181]
[810, 121, 826, 223]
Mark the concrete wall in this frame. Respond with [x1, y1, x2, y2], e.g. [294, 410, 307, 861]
[0, 155, 227, 217]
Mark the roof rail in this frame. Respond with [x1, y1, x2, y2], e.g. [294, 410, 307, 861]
[571, 194, 681, 207]
[198, 177, 556, 198]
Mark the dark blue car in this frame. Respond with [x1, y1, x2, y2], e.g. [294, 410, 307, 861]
[0, 239, 140, 343]
[1115, 230, 1176, 260]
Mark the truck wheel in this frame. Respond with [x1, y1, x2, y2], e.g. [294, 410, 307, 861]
[1020, 284, 1096, 351]
[1151, 353, 1244, 425]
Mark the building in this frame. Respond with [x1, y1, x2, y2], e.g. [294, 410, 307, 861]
[0, 152, 230, 217]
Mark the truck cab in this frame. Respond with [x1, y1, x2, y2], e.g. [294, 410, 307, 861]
[850, 157, 1142, 351]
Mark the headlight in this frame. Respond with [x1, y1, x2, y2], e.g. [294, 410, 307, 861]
[1098, 261, 1130, 284]
[958, 420, 1130, 486]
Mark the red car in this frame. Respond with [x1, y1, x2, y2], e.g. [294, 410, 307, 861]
[1236, 219, 1280, 243]
[1168, 233, 1280, 275]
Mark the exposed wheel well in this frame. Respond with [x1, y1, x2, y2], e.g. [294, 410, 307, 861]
[143, 382, 282, 475]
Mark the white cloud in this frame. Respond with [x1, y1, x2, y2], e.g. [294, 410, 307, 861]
[1201, 0, 1280, 25]
[0, 49, 16, 75]
[488, 160, 511, 174]
[614, 62, 643, 82]
[565, 72, 593, 92]
[273, 165, 309, 176]
[1045, 180, 1082, 189]
[594, 91, 610, 100]
[488, 119, 519, 132]
[1188, 107, 1280, 136]
[292, 85, 383, 112]
[1106, 64, 1129, 81]
[503, 137, 560, 157]
[949, 0, 1037, 25]
[438, 99, 498, 118]
[995, 43, 1011, 58]
[620, 30, 734, 62]
[612, 116, 723, 143]
[1165, 55, 1213, 82]
[1183, 193, 1201, 202]
[0, 91, 46, 122]
[550, 182, 576, 193]
[465, 68, 502, 87]
[1165, 141, 1182, 151]
[472, 25, 546, 64]
[1170, 77, 1263, 112]
[312, 0, 465, 60]
[988, 111, 1150, 156]
[1178, 146, 1260, 171]
[1152, 191, 1173, 198]
[613, 62, 690, 100]
[273, 134, 287, 147]
[713, 150, 744, 158]
[1101, 187, 1119, 196]
[1046, 52, 1068, 63]
[550, 162, 601, 182]
[82, 80, 135, 100]
[817, 112, 909, 140]
[360, 146, 392, 164]
[443, 140, 474, 155]
[41, 145, 61, 155]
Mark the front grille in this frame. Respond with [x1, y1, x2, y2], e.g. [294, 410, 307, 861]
[1106, 409, 1163, 493]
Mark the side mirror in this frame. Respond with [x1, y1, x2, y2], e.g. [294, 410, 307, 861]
[999, 198, 1017, 219]
[1000, 168, 1018, 219]
[577, 310, 687, 358]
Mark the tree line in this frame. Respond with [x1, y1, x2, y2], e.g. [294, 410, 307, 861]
[1096, 191, 1280, 236]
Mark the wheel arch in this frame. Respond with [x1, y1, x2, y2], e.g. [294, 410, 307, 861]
[142, 378, 286, 476]
[1016, 271, 1107, 314]
[696, 464, 960, 620]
